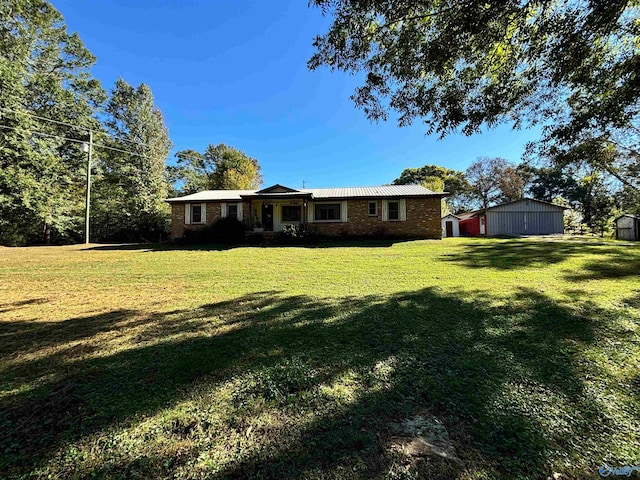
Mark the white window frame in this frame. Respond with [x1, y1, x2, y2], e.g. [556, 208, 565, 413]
[221, 202, 243, 221]
[185, 203, 206, 225]
[313, 201, 347, 223]
[388, 200, 400, 221]
[368, 201, 377, 216]
[382, 199, 406, 222]
[227, 203, 239, 219]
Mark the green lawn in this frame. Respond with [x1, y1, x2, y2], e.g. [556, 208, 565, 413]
[0, 237, 638, 479]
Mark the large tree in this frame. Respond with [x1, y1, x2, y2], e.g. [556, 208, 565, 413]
[92, 79, 172, 241]
[170, 143, 263, 193]
[521, 162, 617, 233]
[465, 157, 524, 209]
[392, 164, 471, 212]
[309, 0, 639, 190]
[0, 0, 104, 245]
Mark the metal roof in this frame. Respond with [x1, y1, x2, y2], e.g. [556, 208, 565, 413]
[166, 184, 445, 202]
[166, 190, 254, 202]
[615, 214, 640, 221]
[457, 209, 485, 220]
[456, 198, 568, 219]
[487, 197, 569, 211]
[305, 185, 443, 198]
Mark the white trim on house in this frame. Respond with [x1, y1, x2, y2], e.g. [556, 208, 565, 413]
[236, 203, 243, 222]
[307, 201, 314, 223]
[185, 203, 206, 225]
[382, 199, 406, 221]
[310, 201, 346, 223]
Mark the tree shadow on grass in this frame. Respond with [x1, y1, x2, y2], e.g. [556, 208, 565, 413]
[0, 287, 620, 479]
[444, 238, 640, 279]
[83, 238, 420, 252]
[0, 298, 48, 314]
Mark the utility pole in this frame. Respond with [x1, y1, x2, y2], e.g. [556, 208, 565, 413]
[83, 130, 93, 244]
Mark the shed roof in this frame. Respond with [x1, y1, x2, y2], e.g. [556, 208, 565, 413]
[457, 209, 485, 220]
[166, 184, 446, 203]
[456, 198, 568, 219]
[614, 214, 640, 222]
[486, 197, 569, 211]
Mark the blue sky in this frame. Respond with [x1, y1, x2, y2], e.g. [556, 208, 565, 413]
[55, 0, 541, 188]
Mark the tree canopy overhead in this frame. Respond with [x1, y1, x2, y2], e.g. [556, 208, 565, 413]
[309, 0, 638, 136]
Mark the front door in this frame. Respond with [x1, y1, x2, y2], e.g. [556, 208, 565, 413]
[445, 221, 454, 237]
[262, 203, 274, 231]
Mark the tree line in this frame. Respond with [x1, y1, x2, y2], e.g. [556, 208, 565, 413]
[0, 0, 262, 246]
[393, 156, 625, 234]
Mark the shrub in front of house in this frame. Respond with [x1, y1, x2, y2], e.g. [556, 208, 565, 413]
[181, 217, 245, 245]
[279, 224, 307, 244]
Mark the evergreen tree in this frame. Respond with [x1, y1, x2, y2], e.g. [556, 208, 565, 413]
[0, 0, 104, 245]
[94, 79, 173, 241]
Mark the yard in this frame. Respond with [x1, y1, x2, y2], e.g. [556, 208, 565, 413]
[0, 237, 638, 479]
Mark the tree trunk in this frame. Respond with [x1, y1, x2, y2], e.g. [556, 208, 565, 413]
[42, 221, 51, 244]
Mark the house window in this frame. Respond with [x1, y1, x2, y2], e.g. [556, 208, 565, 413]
[227, 203, 238, 219]
[368, 201, 377, 216]
[315, 203, 341, 221]
[191, 205, 203, 223]
[388, 201, 400, 220]
[282, 205, 301, 222]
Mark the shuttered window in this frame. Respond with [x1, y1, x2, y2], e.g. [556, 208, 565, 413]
[382, 199, 406, 221]
[388, 201, 399, 220]
[186, 203, 206, 224]
[315, 203, 341, 221]
[191, 205, 203, 223]
[227, 204, 238, 219]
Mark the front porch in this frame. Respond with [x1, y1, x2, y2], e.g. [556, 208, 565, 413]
[247, 197, 309, 233]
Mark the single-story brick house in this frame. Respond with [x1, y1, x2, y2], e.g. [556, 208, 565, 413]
[166, 184, 445, 239]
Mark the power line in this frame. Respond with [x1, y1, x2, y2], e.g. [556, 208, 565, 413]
[0, 107, 94, 132]
[0, 124, 86, 145]
[0, 108, 206, 162]
[0, 123, 152, 159]
[0, 107, 158, 150]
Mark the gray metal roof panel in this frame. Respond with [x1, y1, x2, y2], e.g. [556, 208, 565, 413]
[166, 185, 444, 202]
[166, 190, 254, 202]
[304, 185, 441, 198]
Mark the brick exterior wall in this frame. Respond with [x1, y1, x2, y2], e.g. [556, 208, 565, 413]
[169, 201, 251, 239]
[307, 198, 442, 239]
[170, 197, 442, 240]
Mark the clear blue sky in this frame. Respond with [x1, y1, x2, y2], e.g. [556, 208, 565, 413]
[54, 0, 541, 188]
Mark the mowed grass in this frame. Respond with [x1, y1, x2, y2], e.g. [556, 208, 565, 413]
[0, 237, 639, 479]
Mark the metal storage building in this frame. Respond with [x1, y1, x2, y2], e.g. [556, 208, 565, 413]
[486, 198, 567, 236]
[615, 214, 640, 241]
[457, 198, 567, 236]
